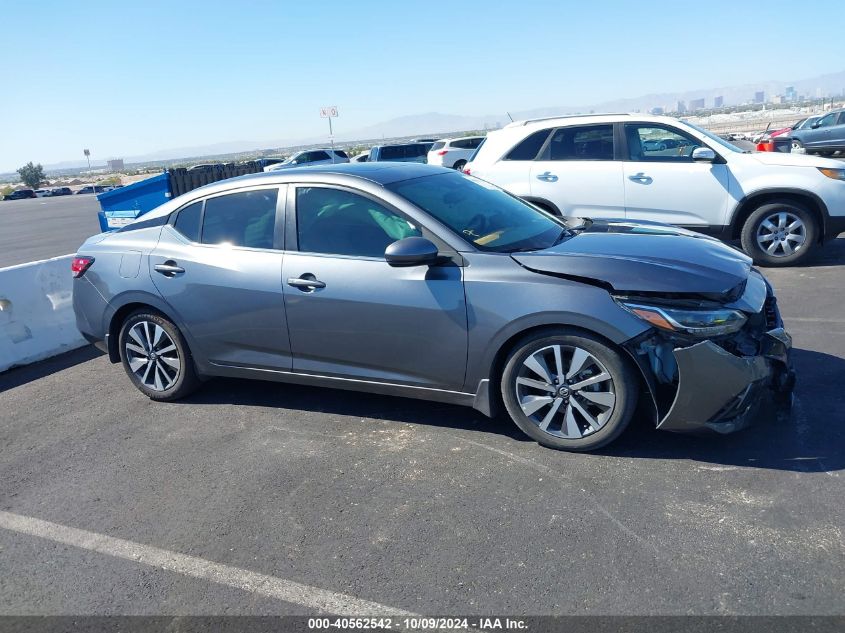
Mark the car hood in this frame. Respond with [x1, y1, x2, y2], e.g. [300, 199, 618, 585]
[747, 150, 842, 168]
[511, 220, 752, 296]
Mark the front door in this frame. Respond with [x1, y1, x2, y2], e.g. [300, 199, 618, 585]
[282, 185, 468, 389]
[529, 123, 625, 219]
[622, 123, 730, 228]
[150, 186, 291, 370]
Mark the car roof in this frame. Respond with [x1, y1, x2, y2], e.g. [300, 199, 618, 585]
[233, 162, 452, 184]
[134, 163, 455, 224]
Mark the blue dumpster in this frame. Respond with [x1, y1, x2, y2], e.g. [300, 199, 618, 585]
[96, 173, 172, 232]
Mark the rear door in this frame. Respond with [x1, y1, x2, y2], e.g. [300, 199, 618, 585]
[529, 123, 625, 218]
[622, 123, 730, 228]
[150, 186, 291, 370]
[281, 184, 468, 389]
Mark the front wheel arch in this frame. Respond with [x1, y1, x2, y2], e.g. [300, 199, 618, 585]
[486, 323, 643, 411]
[730, 190, 827, 243]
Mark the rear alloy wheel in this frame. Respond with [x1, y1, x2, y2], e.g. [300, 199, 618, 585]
[740, 202, 818, 266]
[118, 310, 200, 401]
[501, 330, 637, 451]
[453, 160, 467, 171]
[791, 139, 805, 153]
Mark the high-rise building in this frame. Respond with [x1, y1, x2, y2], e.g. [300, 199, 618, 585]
[754, 91, 765, 103]
[689, 98, 705, 111]
[106, 159, 125, 172]
[650, 106, 664, 115]
[785, 86, 797, 101]
[714, 96, 724, 108]
[676, 100, 686, 114]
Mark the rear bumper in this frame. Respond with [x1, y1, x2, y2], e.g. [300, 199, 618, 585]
[657, 327, 794, 434]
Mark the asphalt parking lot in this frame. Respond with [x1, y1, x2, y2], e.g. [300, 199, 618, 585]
[0, 195, 101, 267]
[1, 238, 843, 617]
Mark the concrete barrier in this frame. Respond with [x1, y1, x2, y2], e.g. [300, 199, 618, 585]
[0, 254, 86, 373]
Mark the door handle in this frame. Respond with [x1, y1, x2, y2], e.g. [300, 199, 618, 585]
[154, 262, 185, 276]
[287, 275, 326, 291]
[536, 171, 558, 182]
[628, 173, 653, 184]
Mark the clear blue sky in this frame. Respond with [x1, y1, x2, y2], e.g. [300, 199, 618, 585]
[1, 0, 841, 171]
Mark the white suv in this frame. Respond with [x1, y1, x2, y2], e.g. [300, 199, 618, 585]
[465, 114, 845, 266]
[264, 149, 349, 172]
[427, 136, 486, 170]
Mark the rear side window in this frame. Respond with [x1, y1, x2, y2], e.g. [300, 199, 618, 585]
[334, 150, 349, 159]
[380, 146, 403, 160]
[311, 151, 331, 161]
[173, 201, 203, 241]
[201, 189, 278, 249]
[504, 129, 552, 160]
[547, 124, 614, 161]
[430, 141, 446, 151]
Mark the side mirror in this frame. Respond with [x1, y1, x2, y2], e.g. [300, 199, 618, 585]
[691, 147, 717, 162]
[385, 237, 440, 267]
[811, 121, 822, 129]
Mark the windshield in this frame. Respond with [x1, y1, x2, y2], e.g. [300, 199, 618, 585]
[682, 120, 744, 153]
[387, 172, 565, 253]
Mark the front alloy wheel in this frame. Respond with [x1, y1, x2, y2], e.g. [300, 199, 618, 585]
[740, 201, 818, 266]
[501, 331, 637, 451]
[515, 345, 616, 439]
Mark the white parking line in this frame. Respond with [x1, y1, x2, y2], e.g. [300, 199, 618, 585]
[0, 510, 415, 616]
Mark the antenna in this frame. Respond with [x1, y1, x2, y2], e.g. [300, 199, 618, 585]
[506, 112, 514, 122]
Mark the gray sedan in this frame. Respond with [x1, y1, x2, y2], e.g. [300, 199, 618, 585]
[72, 164, 794, 451]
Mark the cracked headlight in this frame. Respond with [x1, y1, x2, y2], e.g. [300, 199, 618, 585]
[617, 301, 747, 337]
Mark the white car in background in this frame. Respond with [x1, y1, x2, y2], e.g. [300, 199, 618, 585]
[464, 113, 845, 266]
[34, 188, 52, 197]
[427, 136, 486, 170]
[264, 149, 349, 172]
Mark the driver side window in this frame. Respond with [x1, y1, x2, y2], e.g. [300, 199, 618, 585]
[817, 113, 837, 128]
[295, 187, 421, 258]
[626, 124, 702, 162]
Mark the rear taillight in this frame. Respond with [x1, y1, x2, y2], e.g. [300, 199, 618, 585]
[462, 166, 471, 175]
[437, 150, 448, 155]
[71, 256, 94, 277]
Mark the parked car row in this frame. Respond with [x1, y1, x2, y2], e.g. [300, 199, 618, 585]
[262, 137, 487, 172]
[2, 184, 120, 200]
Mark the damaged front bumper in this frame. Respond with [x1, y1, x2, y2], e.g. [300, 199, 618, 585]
[657, 327, 794, 433]
[626, 324, 795, 435]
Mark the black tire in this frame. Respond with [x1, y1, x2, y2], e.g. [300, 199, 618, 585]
[453, 160, 467, 171]
[818, 150, 835, 157]
[500, 329, 638, 451]
[739, 201, 818, 267]
[118, 309, 201, 401]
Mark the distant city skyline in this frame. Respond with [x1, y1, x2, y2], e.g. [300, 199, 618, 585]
[1, 0, 844, 172]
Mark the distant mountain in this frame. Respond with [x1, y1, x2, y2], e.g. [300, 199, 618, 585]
[33, 68, 845, 171]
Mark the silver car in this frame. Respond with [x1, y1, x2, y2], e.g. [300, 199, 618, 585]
[72, 164, 794, 451]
